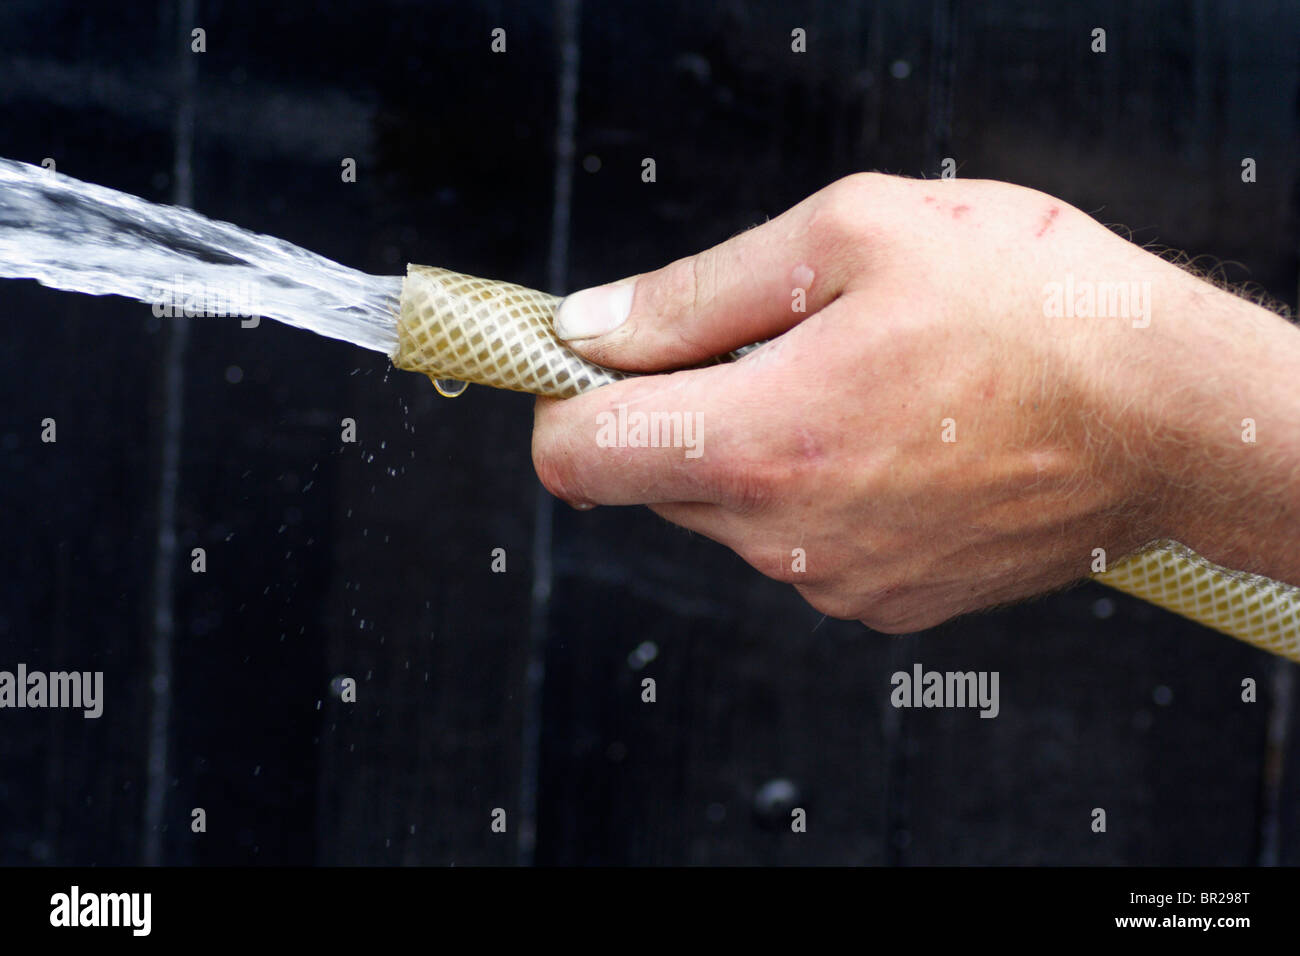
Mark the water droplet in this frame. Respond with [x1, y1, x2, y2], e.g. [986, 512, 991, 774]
[433, 379, 469, 398]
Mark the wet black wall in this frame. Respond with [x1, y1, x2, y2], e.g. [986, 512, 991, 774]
[0, 0, 1297, 865]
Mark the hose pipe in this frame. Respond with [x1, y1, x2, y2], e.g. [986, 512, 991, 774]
[392, 264, 1300, 661]
[395, 265, 625, 398]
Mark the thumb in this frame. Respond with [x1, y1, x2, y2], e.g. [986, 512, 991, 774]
[553, 185, 856, 371]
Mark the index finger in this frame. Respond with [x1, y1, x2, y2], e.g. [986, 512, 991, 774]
[530, 359, 753, 507]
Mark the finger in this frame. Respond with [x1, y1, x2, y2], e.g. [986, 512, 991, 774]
[552, 177, 875, 371]
[532, 361, 750, 507]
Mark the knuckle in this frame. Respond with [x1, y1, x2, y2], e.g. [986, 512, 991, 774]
[710, 458, 777, 515]
[834, 170, 890, 196]
[759, 553, 803, 586]
[797, 583, 860, 621]
[809, 198, 859, 246]
[724, 454, 817, 516]
[651, 252, 714, 328]
[859, 610, 911, 634]
[860, 598, 931, 635]
[531, 431, 582, 503]
[819, 595, 862, 621]
[810, 173, 891, 253]
[826, 171, 893, 211]
[689, 249, 718, 318]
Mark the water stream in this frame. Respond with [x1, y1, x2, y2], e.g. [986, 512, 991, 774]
[0, 157, 401, 354]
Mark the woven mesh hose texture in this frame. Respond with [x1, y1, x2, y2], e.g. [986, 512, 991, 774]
[393, 265, 625, 398]
[1097, 541, 1300, 660]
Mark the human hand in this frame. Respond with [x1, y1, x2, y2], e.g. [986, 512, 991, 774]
[531, 174, 1300, 631]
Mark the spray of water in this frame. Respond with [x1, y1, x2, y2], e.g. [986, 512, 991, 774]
[0, 157, 400, 353]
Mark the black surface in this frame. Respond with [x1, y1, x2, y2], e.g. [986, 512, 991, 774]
[0, 0, 1296, 865]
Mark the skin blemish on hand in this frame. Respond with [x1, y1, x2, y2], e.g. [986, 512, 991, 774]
[1035, 207, 1060, 237]
[795, 426, 824, 461]
[923, 196, 969, 219]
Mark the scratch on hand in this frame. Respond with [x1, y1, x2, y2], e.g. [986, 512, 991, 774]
[1035, 207, 1060, 237]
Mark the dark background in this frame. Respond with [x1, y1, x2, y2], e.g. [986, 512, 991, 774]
[0, 0, 1297, 865]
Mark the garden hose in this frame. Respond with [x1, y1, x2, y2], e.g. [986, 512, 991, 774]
[392, 264, 1300, 661]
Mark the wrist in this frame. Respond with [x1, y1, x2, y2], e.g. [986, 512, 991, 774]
[1147, 281, 1300, 583]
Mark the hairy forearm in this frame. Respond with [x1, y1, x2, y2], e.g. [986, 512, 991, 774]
[1152, 283, 1300, 585]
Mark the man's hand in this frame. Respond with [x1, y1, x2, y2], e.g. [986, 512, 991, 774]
[531, 174, 1300, 632]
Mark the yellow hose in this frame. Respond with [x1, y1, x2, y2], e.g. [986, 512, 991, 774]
[392, 264, 1300, 660]
[1097, 541, 1299, 659]
[394, 265, 624, 398]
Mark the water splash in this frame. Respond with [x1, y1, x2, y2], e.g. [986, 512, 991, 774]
[0, 157, 400, 354]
